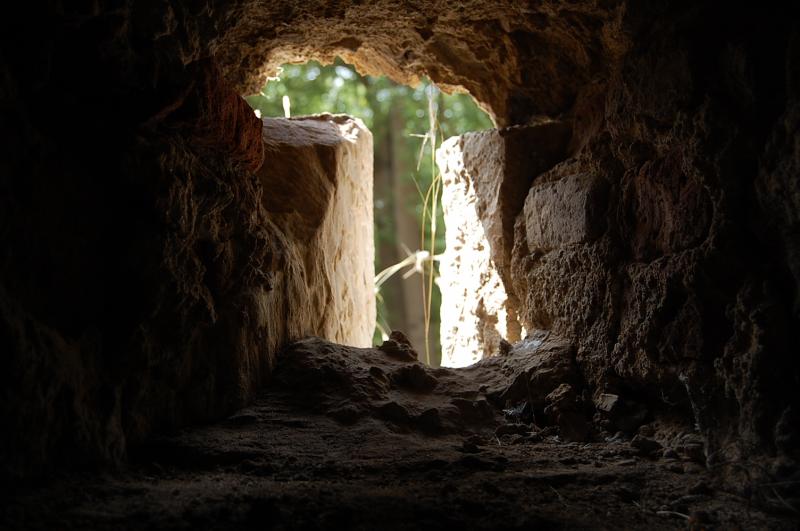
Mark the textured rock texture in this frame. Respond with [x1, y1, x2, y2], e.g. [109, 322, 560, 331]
[275, 333, 584, 438]
[435, 4, 800, 475]
[437, 123, 572, 366]
[6, 337, 795, 530]
[0, 58, 274, 478]
[214, 0, 623, 126]
[437, 137, 515, 367]
[0, 64, 373, 476]
[0, 0, 798, 484]
[257, 115, 375, 348]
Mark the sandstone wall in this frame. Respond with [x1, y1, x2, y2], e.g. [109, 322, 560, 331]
[257, 115, 375, 348]
[437, 123, 572, 366]
[437, 137, 512, 368]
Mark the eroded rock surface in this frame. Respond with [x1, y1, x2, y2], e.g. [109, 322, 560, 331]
[437, 123, 571, 366]
[437, 6, 800, 476]
[3, 336, 796, 530]
[257, 115, 375, 348]
[0, 107, 374, 477]
[213, 1, 625, 126]
[437, 136, 517, 367]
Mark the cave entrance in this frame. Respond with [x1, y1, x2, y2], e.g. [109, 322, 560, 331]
[245, 58, 493, 367]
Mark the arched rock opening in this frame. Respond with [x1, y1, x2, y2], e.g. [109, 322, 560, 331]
[0, 1, 798, 496]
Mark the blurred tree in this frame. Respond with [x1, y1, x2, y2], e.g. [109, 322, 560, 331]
[245, 59, 493, 366]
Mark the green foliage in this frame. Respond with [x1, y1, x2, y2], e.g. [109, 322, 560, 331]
[245, 59, 492, 362]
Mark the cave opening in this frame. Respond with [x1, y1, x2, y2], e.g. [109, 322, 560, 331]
[244, 58, 494, 367]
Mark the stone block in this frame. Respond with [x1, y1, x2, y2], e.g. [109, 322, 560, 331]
[256, 115, 375, 347]
[524, 173, 608, 253]
[436, 123, 571, 367]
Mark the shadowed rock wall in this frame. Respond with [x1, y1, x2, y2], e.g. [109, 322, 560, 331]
[438, 4, 800, 469]
[0, 58, 273, 477]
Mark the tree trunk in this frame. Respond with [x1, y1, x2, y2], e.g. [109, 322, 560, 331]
[389, 103, 427, 357]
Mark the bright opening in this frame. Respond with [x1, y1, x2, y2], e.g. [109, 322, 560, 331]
[246, 59, 492, 366]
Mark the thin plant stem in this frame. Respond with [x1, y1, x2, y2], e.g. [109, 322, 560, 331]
[421, 84, 440, 366]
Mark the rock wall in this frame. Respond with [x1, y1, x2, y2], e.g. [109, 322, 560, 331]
[437, 137, 512, 368]
[212, 0, 622, 126]
[0, 52, 374, 477]
[257, 115, 375, 348]
[438, 5, 800, 468]
[437, 123, 572, 366]
[0, 59, 274, 478]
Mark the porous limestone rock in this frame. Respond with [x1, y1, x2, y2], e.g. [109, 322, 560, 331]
[523, 173, 609, 252]
[437, 136, 513, 367]
[213, 1, 625, 126]
[436, 4, 800, 468]
[274, 332, 579, 438]
[257, 115, 375, 348]
[437, 123, 571, 367]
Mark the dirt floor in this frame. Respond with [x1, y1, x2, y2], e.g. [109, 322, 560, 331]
[3, 335, 798, 530]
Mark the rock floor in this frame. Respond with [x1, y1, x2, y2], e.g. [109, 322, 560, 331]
[3, 336, 797, 530]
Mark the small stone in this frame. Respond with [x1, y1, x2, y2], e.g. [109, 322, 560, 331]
[498, 339, 513, 356]
[389, 330, 414, 349]
[390, 364, 438, 392]
[637, 424, 655, 437]
[630, 434, 662, 456]
[594, 393, 619, 414]
[376, 401, 410, 424]
[378, 331, 419, 361]
[544, 384, 589, 442]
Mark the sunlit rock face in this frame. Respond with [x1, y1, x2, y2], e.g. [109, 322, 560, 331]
[437, 136, 513, 368]
[257, 115, 375, 348]
[437, 123, 572, 367]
